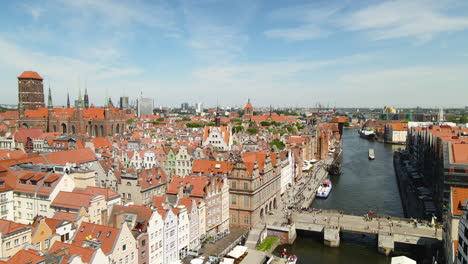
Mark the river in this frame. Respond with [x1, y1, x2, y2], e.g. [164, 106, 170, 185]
[274, 129, 430, 263]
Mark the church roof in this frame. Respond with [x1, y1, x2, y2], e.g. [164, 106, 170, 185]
[18, 71, 43, 80]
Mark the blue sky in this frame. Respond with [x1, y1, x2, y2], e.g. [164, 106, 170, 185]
[1, 0, 468, 108]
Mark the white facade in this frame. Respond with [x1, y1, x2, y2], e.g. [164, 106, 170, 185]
[109, 224, 138, 264]
[163, 209, 178, 264]
[186, 200, 200, 251]
[202, 126, 232, 151]
[280, 151, 294, 194]
[390, 130, 408, 143]
[149, 209, 164, 264]
[0, 189, 14, 220]
[177, 207, 189, 260]
[15, 174, 75, 224]
[220, 176, 230, 234]
[144, 151, 157, 169]
[457, 208, 468, 264]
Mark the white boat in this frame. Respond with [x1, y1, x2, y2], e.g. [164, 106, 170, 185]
[368, 148, 375, 160]
[316, 179, 332, 198]
[286, 255, 298, 264]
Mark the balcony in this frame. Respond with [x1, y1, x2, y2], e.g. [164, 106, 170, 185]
[1, 210, 8, 215]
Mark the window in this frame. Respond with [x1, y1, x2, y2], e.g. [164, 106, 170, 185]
[6, 242, 10, 249]
[14, 239, 19, 246]
[35, 242, 41, 250]
[142, 239, 146, 246]
[97, 231, 102, 238]
[232, 215, 236, 223]
[122, 244, 127, 251]
[244, 182, 248, 190]
[128, 193, 132, 199]
[131, 252, 135, 261]
[22, 236, 27, 243]
[45, 239, 50, 249]
[244, 216, 249, 224]
[231, 182, 236, 189]
[244, 196, 249, 207]
[231, 195, 237, 205]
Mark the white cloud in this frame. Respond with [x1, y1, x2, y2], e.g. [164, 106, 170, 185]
[264, 25, 327, 41]
[0, 37, 142, 105]
[24, 5, 44, 20]
[344, 0, 468, 41]
[338, 65, 468, 107]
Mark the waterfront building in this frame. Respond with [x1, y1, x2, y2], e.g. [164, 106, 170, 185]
[228, 151, 281, 228]
[384, 123, 408, 144]
[202, 126, 233, 151]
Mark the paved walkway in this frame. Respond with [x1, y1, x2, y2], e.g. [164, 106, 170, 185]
[200, 227, 249, 257]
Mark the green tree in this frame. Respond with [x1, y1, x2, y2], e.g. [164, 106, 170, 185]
[246, 128, 258, 135]
[182, 117, 191, 121]
[270, 139, 285, 150]
[126, 118, 134, 124]
[151, 121, 160, 125]
[260, 121, 271, 126]
[157, 117, 165, 122]
[344, 121, 350, 127]
[232, 126, 244, 133]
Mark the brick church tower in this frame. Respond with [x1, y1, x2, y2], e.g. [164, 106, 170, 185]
[18, 71, 45, 117]
[244, 99, 254, 121]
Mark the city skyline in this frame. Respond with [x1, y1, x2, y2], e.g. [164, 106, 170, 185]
[1, 0, 468, 108]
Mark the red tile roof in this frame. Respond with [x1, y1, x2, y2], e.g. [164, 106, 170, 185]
[452, 143, 468, 164]
[6, 249, 44, 264]
[49, 241, 95, 263]
[72, 222, 120, 255]
[14, 128, 43, 143]
[73, 186, 120, 201]
[51, 191, 98, 210]
[0, 219, 31, 235]
[451, 187, 468, 215]
[191, 160, 234, 175]
[18, 71, 43, 80]
[53, 211, 79, 222]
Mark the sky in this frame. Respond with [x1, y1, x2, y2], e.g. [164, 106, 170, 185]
[1, 0, 468, 108]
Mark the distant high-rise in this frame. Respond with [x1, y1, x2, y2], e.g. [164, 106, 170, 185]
[181, 102, 189, 110]
[18, 71, 45, 117]
[138, 98, 153, 116]
[195, 102, 204, 114]
[120, 96, 129, 109]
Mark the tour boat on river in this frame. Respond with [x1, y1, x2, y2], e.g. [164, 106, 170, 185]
[368, 148, 375, 160]
[316, 179, 332, 198]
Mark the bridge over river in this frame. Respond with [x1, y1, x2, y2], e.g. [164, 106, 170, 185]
[266, 209, 442, 256]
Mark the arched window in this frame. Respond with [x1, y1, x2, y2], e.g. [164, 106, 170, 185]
[61, 123, 67, 134]
[116, 123, 120, 134]
[71, 125, 76, 134]
[94, 125, 98, 137]
[100, 125, 104, 137]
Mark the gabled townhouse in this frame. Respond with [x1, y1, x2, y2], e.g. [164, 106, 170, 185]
[174, 206, 189, 260]
[48, 241, 108, 264]
[191, 160, 232, 236]
[167, 175, 229, 241]
[175, 146, 192, 177]
[72, 186, 121, 223]
[202, 126, 232, 151]
[152, 197, 179, 264]
[31, 217, 74, 253]
[178, 197, 201, 251]
[51, 191, 106, 225]
[143, 150, 158, 169]
[72, 222, 138, 264]
[91, 158, 121, 192]
[165, 148, 177, 176]
[9, 171, 76, 224]
[228, 151, 281, 228]
[109, 204, 164, 264]
[117, 167, 167, 206]
[0, 219, 32, 259]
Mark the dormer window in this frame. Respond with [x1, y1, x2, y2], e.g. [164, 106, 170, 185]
[97, 231, 102, 238]
[106, 231, 111, 237]
[80, 226, 85, 232]
[20, 179, 27, 184]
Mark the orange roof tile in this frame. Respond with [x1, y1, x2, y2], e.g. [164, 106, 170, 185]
[6, 249, 44, 264]
[452, 143, 468, 164]
[72, 222, 119, 255]
[191, 160, 234, 175]
[452, 187, 468, 215]
[18, 71, 43, 80]
[49, 241, 95, 263]
[0, 219, 31, 235]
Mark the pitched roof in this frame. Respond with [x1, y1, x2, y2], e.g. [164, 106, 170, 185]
[51, 191, 98, 210]
[73, 186, 120, 201]
[191, 160, 234, 175]
[452, 143, 468, 164]
[451, 187, 468, 215]
[72, 222, 120, 255]
[49, 241, 96, 263]
[6, 249, 44, 264]
[18, 71, 43, 80]
[0, 219, 31, 236]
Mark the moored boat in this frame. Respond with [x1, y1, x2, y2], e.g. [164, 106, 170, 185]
[368, 148, 375, 160]
[316, 179, 332, 198]
[359, 129, 376, 140]
[286, 255, 298, 264]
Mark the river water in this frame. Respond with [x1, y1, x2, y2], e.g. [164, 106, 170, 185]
[274, 129, 430, 263]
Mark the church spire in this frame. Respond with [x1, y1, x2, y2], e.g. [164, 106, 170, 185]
[47, 86, 53, 108]
[67, 92, 70, 108]
[84, 87, 89, 109]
